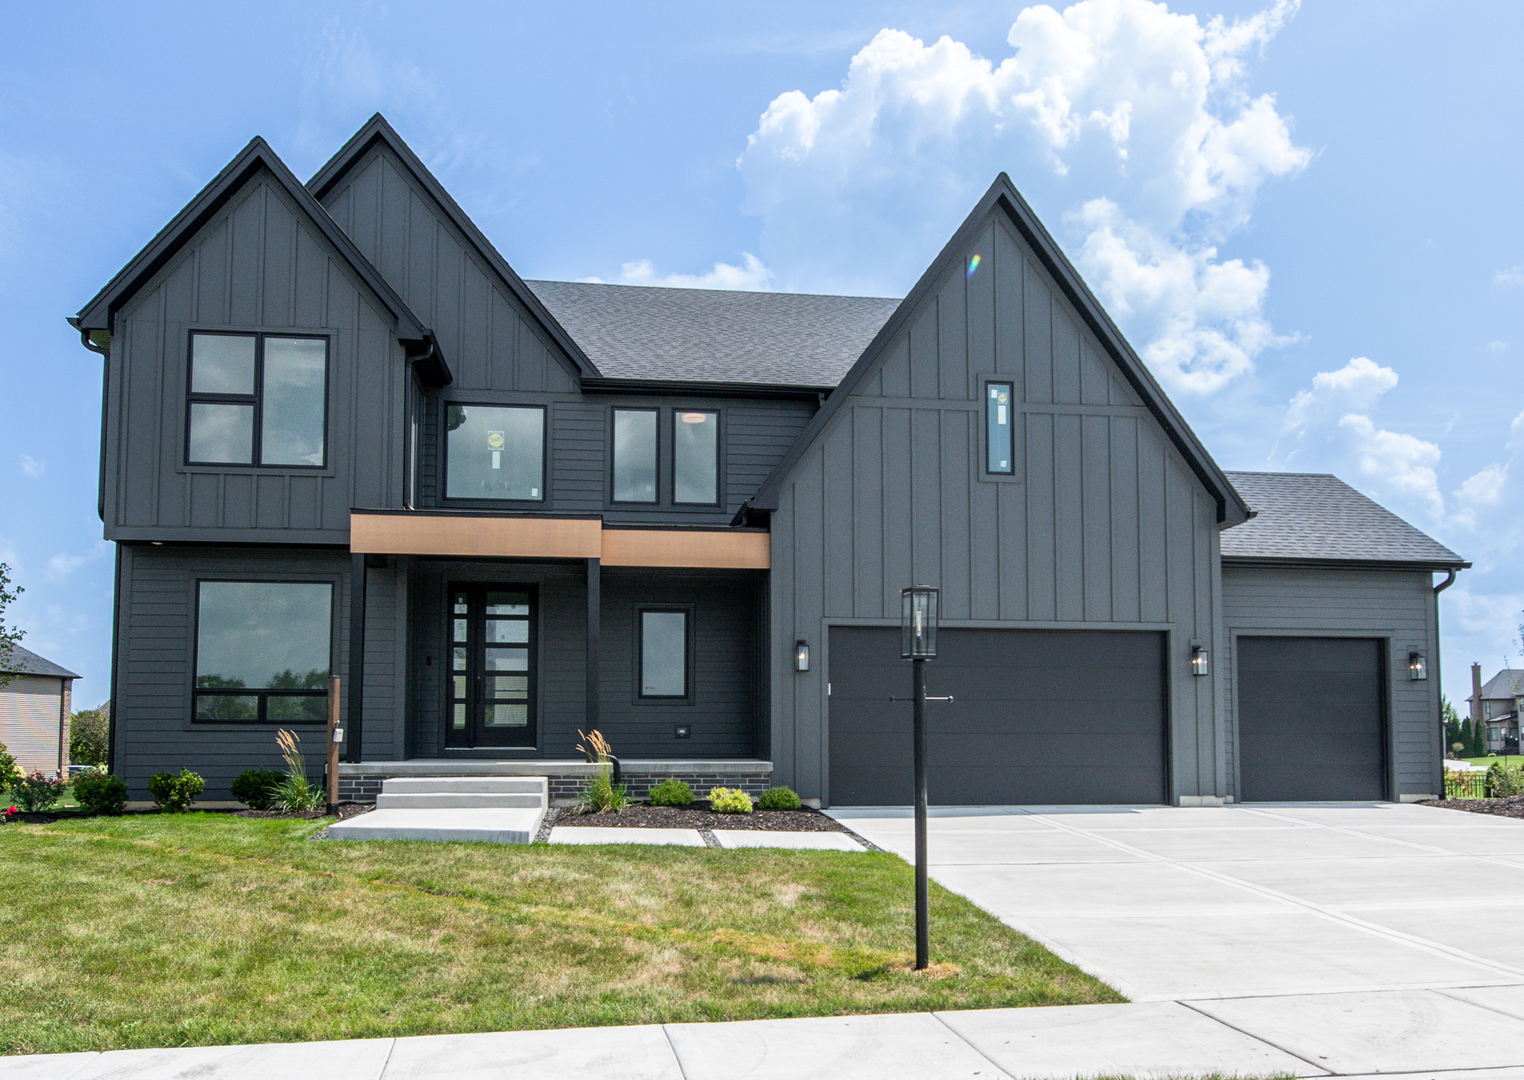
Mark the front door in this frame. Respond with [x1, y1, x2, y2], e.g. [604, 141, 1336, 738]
[447, 585, 537, 748]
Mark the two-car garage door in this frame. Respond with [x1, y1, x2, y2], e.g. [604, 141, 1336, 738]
[827, 627, 1167, 806]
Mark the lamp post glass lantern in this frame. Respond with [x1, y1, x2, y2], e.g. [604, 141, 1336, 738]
[900, 584, 939, 971]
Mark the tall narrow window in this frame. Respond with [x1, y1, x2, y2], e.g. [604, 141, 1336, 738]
[986, 381, 1014, 474]
[613, 409, 658, 503]
[193, 581, 332, 722]
[673, 410, 718, 504]
[639, 609, 688, 698]
[186, 332, 328, 467]
[445, 404, 545, 500]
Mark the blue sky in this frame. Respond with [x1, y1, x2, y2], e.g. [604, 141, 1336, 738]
[2, 0, 1521, 709]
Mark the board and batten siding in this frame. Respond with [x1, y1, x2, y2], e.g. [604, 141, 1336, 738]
[106, 168, 411, 543]
[1221, 566, 1442, 800]
[770, 213, 1224, 805]
[113, 544, 403, 798]
[0, 676, 70, 776]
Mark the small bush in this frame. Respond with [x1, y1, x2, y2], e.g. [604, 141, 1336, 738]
[73, 771, 128, 816]
[580, 762, 628, 813]
[10, 772, 68, 812]
[648, 778, 694, 806]
[149, 769, 204, 813]
[1487, 761, 1524, 798]
[231, 768, 285, 811]
[0, 741, 17, 787]
[756, 785, 801, 810]
[708, 786, 753, 814]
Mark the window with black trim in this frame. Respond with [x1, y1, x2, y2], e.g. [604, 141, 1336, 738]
[187, 332, 328, 467]
[613, 408, 658, 503]
[673, 410, 719, 504]
[985, 381, 1014, 474]
[193, 580, 333, 722]
[445, 403, 545, 500]
[638, 607, 689, 698]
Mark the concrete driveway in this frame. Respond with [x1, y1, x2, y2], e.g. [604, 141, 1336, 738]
[828, 802, 1524, 1074]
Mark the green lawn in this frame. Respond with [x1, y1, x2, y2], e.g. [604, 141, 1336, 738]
[0, 814, 1120, 1055]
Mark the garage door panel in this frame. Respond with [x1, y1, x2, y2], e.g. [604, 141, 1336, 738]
[1237, 636, 1385, 802]
[828, 627, 1166, 806]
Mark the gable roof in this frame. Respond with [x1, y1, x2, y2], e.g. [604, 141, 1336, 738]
[750, 174, 1251, 525]
[1221, 471, 1468, 569]
[1480, 670, 1524, 701]
[1, 645, 79, 680]
[74, 136, 433, 362]
[526, 280, 899, 388]
[307, 113, 600, 382]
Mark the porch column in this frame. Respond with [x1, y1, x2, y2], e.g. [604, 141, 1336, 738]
[586, 557, 600, 730]
[347, 552, 367, 763]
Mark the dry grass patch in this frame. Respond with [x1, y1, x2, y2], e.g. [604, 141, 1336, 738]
[0, 814, 1120, 1054]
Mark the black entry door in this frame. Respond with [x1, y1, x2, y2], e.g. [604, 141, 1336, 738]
[1236, 636, 1385, 801]
[446, 585, 537, 748]
[828, 627, 1167, 805]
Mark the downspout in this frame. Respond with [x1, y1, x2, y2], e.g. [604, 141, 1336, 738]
[1432, 567, 1459, 796]
[403, 337, 438, 512]
[1434, 569, 1457, 595]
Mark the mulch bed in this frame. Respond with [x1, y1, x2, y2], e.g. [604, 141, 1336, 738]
[556, 802, 848, 832]
[1418, 795, 1524, 819]
[237, 803, 371, 821]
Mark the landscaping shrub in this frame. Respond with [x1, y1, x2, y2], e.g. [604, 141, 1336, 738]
[708, 786, 753, 814]
[579, 762, 628, 813]
[648, 777, 694, 806]
[231, 768, 285, 810]
[756, 785, 801, 810]
[274, 730, 324, 812]
[69, 707, 109, 767]
[73, 771, 128, 815]
[10, 772, 68, 812]
[0, 741, 17, 787]
[1487, 761, 1524, 798]
[149, 769, 204, 813]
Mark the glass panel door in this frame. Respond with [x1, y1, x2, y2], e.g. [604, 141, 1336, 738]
[446, 585, 537, 748]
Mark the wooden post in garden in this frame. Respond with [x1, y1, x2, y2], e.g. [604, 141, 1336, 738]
[326, 676, 341, 813]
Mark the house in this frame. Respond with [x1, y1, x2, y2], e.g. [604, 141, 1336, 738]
[0, 645, 79, 777]
[72, 114, 1468, 807]
[1470, 665, 1523, 753]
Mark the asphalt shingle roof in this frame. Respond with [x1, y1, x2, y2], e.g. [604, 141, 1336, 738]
[1221, 471, 1466, 567]
[1, 644, 80, 680]
[525, 280, 901, 387]
[1480, 670, 1524, 701]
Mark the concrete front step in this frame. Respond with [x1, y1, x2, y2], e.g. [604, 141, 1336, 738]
[375, 792, 544, 810]
[380, 777, 547, 796]
[325, 807, 546, 844]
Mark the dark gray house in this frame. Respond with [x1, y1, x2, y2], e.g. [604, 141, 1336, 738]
[73, 114, 1467, 807]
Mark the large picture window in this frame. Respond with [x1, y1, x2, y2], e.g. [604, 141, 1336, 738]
[673, 410, 718, 504]
[194, 581, 333, 723]
[639, 608, 689, 698]
[186, 332, 328, 467]
[613, 409, 658, 503]
[446, 404, 545, 501]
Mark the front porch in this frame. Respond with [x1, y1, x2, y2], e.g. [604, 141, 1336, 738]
[337, 758, 775, 806]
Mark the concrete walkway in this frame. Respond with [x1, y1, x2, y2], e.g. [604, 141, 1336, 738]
[11, 803, 1524, 1078]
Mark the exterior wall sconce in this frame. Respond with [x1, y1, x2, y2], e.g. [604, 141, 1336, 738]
[1190, 645, 1210, 677]
[795, 639, 810, 673]
[901, 585, 940, 659]
[1409, 651, 1428, 681]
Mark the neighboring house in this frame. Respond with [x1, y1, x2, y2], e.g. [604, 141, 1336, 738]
[1469, 665, 1523, 753]
[72, 114, 1469, 807]
[0, 645, 79, 777]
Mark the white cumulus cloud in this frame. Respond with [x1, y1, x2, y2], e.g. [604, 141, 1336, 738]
[1337, 413, 1443, 520]
[1494, 266, 1524, 287]
[737, 0, 1308, 395]
[19, 454, 44, 478]
[580, 253, 775, 291]
[1282, 356, 1399, 434]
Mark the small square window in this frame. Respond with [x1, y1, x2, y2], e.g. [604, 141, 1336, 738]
[186, 332, 327, 468]
[445, 404, 545, 500]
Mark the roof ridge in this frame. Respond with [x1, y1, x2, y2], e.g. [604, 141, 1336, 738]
[526, 279, 902, 303]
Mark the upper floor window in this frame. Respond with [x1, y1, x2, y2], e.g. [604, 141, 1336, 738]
[187, 332, 328, 468]
[674, 411, 718, 505]
[194, 580, 332, 723]
[986, 381, 1014, 475]
[613, 409, 658, 503]
[445, 404, 545, 501]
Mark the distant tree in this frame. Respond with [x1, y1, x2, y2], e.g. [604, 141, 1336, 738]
[69, 707, 109, 767]
[0, 563, 23, 689]
[1471, 719, 1487, 758]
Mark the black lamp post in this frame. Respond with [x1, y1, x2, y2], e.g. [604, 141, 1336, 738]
[901, 584, 939, 971]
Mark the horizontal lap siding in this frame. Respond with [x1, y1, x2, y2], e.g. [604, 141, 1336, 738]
[113, 544, 402, 798]
[0, 677, 67, 776]
[1221, 566, 1440, 799]
[110, 173, 408, 542]
[773, 214, 1222, 805]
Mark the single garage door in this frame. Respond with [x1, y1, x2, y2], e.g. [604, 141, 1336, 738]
[1236, 636, 1386, 801]
[828, 627, 1167, 806]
